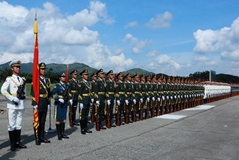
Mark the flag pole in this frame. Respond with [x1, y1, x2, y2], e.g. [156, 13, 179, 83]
[33, 13, 40, 136]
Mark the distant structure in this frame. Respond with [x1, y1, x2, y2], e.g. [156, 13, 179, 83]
[209, 70, 216, 82]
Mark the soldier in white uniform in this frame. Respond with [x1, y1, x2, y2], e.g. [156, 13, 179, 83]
[1, 60, 27, 151]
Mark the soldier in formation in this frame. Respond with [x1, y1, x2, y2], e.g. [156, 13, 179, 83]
[1, 60, 27, 151]
[51, 72, 69, 140]
[31, 62, 51, 145]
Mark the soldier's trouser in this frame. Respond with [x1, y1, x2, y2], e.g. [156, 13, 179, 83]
[109, 99, 114, 125]
[8, 108, 24, 131]
[38, 107, 48, 139]
[72, 101, 78, 122]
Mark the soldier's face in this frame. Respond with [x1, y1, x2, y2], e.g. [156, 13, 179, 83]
[118, 76, 123, 81]
[82, 74, 88, 80]
[60, 76, 66, 82]
[92, 76, 97, 81]
[40, 69, 45, 76]
[72, 74, 77, 79]
[11, 66, 20, 75]
[108, 74, 113, 80]
[99, 73, 104, 79]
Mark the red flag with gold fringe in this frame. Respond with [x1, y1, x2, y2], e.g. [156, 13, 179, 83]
[32, 16, 40, 135]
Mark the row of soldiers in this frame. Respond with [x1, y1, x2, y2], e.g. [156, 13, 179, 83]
[67, 68, 205, 134]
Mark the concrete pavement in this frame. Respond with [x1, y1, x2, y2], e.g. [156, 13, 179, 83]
[0, 95, 239, 160]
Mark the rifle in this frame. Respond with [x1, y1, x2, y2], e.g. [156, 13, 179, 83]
[156, 98, 160, 116]
[139, 101, 143, 120]
[17, 77, 26, 100]
[90, 103, 95, 123]
[151, 98, 155, 117]
[95, 104, 100, 131]
[124, 102, 129, 124]
[132, 102, 136, 122]
[115, 104, 120, 126]
[106, 100, 111, 128]
[68, 102, 73, 127]
[145, 100, 149, 119]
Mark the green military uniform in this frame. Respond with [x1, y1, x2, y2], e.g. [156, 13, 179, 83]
[140, 75, 147, 119]
[132, 73, 141, 121]
[78, 69, 92, 134]
[124, 73, 134, 123]
[31, 62, 51, 145]
[105, 70, 117, 127]
[94, 69, 107, 130]
[151, 75, 158, 116]
[115, 72, 126, 125]
[68, 69, 80, 126]
[145, 75, 153, 118]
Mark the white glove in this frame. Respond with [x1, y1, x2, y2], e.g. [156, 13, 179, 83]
[59, 99, 64, 103]
[69, 99, 73, 105]
[133, 99, 136, 104]
[167, 96, 169, 99]
[107, 100, 111, 105]
[80, 103, 83, 109]
[13, 97, 19, 103]
[152, 97, 155, 101]
[170, 96, 173, 99]
[117, 100, 120, 106]
[140, 98, 143, 103]
[181, 95, 183, 98]
[162, 96, 165, 100]
[91, 98, 94, 103]
[147, 97, 150, 102]
[90, 103, 92, 106]
[157, 97, 160, 101]
[125, 99, 129, 105]
[96, 100, 100, 105]
[33, 105, 38, 109]
[178, 95, 180, 98]
[48, 105, 50, 110]
[174, 96, 177, 99]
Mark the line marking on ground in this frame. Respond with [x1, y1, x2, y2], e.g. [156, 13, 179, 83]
[183, 104, 215, 111]
[155, 115, 187, 120]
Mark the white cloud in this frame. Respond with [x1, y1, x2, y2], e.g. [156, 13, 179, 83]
[193, 17, 239, 63]
[148, 54, 182, 74]
[125, 21, 138, 28]
[0, 52, 33, 64]
[146, 11, 173, 29]
[0, 1, 135, 72]
[123, 34, 151, 54]
[146, 50, 158, 57]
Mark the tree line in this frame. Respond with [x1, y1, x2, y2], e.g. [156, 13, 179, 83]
[0, 68, 239, 84]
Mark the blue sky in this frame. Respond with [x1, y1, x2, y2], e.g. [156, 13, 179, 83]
[1, 0, 239, 76]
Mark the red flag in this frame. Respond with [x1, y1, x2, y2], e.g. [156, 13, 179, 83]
[32, 17, 39, 134]
[65, 64, 69, 83]
[32, 34, 39, 104]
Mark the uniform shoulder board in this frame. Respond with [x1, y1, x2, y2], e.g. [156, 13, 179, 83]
[46, 78, 51, 83]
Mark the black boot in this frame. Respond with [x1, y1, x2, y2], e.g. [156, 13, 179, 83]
[40, 125, 50, 143]
[80, 120, 86, 134]
[15, 130, 27, 149]
[8, 131, 16, 151]
[84, 120, 92, 133]
[61, 123, 69, 139]
[33, 127, 41, 145]
[56, 124, 62, 140]
[110, 116, 116, 127]
[99, 119, 106, 129]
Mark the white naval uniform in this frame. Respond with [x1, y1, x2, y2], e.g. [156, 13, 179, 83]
[1, 74, 26, 131]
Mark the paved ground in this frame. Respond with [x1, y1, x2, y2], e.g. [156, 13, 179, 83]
[0, 95, 239, 160]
